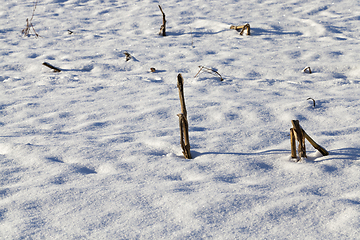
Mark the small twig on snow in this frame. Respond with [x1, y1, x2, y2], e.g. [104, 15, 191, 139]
[307, 98, 316, 108]
[194, 66, 223, 81]
[303, 66, 312, 74]
[42, 62, 61, 72]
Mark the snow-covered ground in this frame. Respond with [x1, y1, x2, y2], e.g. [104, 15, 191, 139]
[1, 0, 360, 238]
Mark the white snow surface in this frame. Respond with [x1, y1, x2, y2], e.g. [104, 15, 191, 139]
[2, 0, 360, 239]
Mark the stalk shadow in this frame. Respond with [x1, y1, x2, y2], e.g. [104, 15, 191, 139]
[250, 27, 303, 36]
[165, 27, 302, 37]
[314, 148, 360, 162]
[190, 149, 289, 158]
[190, 148, 360, 162]
[43, 62, 94, 72]
[166, 29, 228, 37]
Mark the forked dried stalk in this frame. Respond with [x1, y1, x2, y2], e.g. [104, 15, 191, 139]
[194, 66, 223, 81]
[22, 0, 41, 38]
[290, 120, 329, 161]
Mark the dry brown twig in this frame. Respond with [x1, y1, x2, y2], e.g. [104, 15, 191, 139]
[194, 65, 224, 81]
[124, 52, 132, 62]
[303, 66, 312, 74]
[22, 0, 41, 38]
[230, 23, 251, 35]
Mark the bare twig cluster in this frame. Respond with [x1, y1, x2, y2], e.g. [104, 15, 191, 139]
[194, 66, 223, 81]
[290, 120, 329, 162]
[177, 74, 192, 159]
[230, 23, 251, 35]
[22, 0, 41, 38]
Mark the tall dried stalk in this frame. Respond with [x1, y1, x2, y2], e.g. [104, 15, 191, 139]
[158, 5, 166, 36]
[177, 74, 191, 159]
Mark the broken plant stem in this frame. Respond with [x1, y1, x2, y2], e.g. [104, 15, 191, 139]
[42, 62, 61, 72]
[230, 23, 250, 35]
[302, 130, 329, 156]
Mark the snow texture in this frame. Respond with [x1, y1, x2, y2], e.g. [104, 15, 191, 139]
[1, 0, 360, 239]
